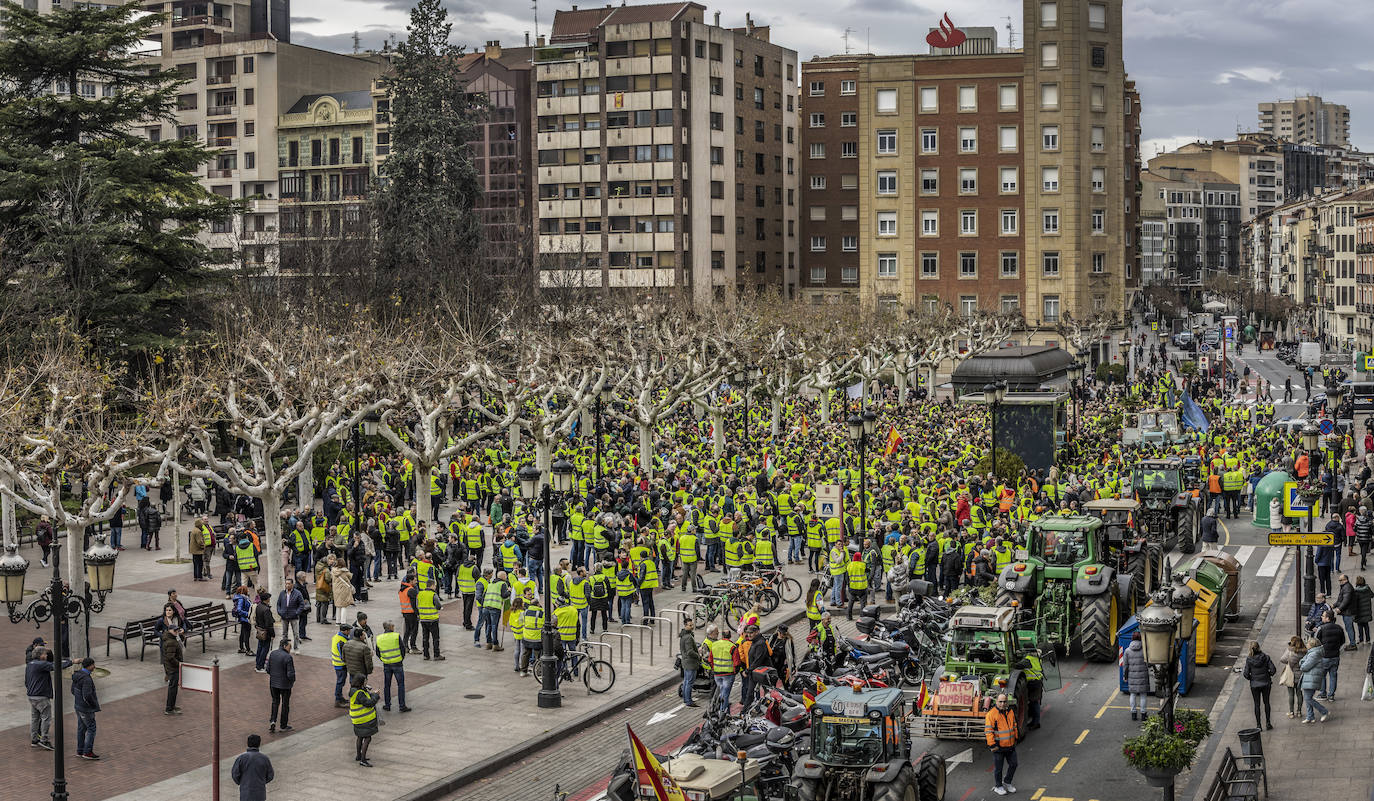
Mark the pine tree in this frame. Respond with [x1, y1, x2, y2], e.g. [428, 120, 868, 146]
[373, 0, 487, 294]
[0, 0, 232, 351]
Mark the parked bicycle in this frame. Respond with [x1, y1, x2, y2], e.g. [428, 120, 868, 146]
[535, 645, 616, 695]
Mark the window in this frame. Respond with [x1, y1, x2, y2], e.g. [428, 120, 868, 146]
[245, 121, 255, 137]
[1000, 252, 1019, 277]
[1091, 167, 1106, 192]
[1043, 209, 1060, 234]
[1088, 3, 1106, 29]
[841, 174, 857, 189]
[1042, 251, 1061, 277]
[1092, 252, 1106, 273]
[959, 168, 977, 194]
[1041, 43, 1058, 68]
[959, 253, 977, 278]
[244, 88, 254, 105]
[957, 86, 976, 111]
[810, 206, 827, 221]
[1041, 83, 1059, 109]
[1091, 209, 1105, 232]
[1000, 167, 1018, 193]
[877, 211, 897, 236]
[959, 127, 977, 153]
[243, 56, 254, 73]
[1042, 125, 1059, 151]
[920, 129, 937, 153]
[998, 85, 1017, 111]
[999, 126, 1017, 152]
[919, 87, 937, 112]
[1043, 295, 1060, 322]
[921, 210, 938, 235]
[841, 142, 857, 158]
[1091, 47, 1106, 69]
[809, 113, 825, 128]
[877, 253, 898, 278]
[875, 89, 897, 113]
[1041, 1, 1057, 28]
[921, 253, 938, 278]
[960, 210, 977, 235]
[754, 88, 764, 109]
[920, 169, 938, 194]
[810, 175, 827, 190]
[1000, 295, 1020, 315]
[877, 171, 897, 195]
[1091, 126, 1105, 151]
[1001, 209, 1018, 234]
[876, 129, 897, 154]
[842, 266, 858, 284]
[810, 236, 826, 251]
[841, 112, 857, 127]
[842, 235, 858, 251]
[1042, 167, 1059, 192]
[835, 79, 855, 95]
[1090, 84, 1106, 111]
[809, 81, 825, 96]
[809, 265, 827, 283]
[809, 143, 825, 159]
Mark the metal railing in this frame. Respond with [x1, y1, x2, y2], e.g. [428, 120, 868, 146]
[643, 616, 677, 649]
[207, 105, 235, 116]
[597, 631, 632, 675]
[622, 623, 653, 665]
[206, 75, 234, 86]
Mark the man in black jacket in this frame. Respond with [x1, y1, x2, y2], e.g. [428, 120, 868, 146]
[71, 657, 100, 759]
[267, 639, 295, 733]
[1316, 610, 1347, 700]
[26, 647, 54, 749]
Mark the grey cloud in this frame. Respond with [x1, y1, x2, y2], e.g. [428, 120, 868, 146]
[292, 16, 325, 24]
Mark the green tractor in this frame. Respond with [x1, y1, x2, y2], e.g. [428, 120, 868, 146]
[793, 686, 946, 801]
[994, 515, 1135, 662]
[1130, 457, 1201, 554]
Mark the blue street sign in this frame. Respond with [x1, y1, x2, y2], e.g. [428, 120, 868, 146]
[1283, 482, 1321, 517]
[1225, 326, 1234, 339]
[1319, 419, 1335, 435]
[1199, 343, 1212, 354]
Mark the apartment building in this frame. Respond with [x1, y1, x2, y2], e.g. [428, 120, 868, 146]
[532, 2, 799, 304]
[1356, 210, 1374, 349]
[138, 0, 386, 270]
[798, 0, 1140, 350]
[1148, 135, 1284, 221]
[1313, 188, 1374, 351]
[1259, 95, 1350, 148]
[1139, 167, 1240, 291]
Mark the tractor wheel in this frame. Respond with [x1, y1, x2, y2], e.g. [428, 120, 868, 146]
[873, 765, 918, 801]
[794, 776, 822, 801]
[916, 753, 948, 801]
[1117, 573, 1138, 618]
[1013, 676, 1029, 742]
[1177, 509, 1197, 554]
[1080, 592, 1118, 662]
[1121, 550, 1148, 608]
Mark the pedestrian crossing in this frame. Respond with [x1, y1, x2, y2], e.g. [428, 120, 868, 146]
[1215, 542, 1285, 578]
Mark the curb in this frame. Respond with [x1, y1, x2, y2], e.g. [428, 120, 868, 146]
[400, 605, 810, 801]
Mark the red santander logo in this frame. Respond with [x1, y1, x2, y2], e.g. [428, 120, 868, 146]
[926, 12, 967, 49]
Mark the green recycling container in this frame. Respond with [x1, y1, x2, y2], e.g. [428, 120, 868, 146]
[1252, 470, 1294, 529]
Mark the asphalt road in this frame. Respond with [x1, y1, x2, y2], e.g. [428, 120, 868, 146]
[457, 514, 1283, 801]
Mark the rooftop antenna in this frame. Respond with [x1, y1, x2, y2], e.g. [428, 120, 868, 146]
[843, 27, 854, 55]
[532, 0, 539, 41]
[1003, 16, 1016, 49]
[352, 31, 360, 54]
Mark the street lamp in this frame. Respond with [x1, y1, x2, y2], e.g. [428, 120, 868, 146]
[1, 531, 119, 801]
[1328, 386, 1346, 470]
[846, 410, 877, 543]
[983, 380, 1008, 476]
[732, 364, 761, 444]
[1138, 594, 1182, 801]
[1301, 424, 1321, 609]
[351, 414, 380, 519]
[520, 459, 574, 708]
[594, 383, 612, 489]
[1067, 362, 1085, 435]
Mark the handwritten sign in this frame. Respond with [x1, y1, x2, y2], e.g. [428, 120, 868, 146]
[935, 681, 977, 709]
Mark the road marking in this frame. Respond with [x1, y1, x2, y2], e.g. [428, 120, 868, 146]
[1052, 757, 1068, 774]
[1030, 790, 1045, 801]
[1221, 518, 1231, 547]
[1235, 545, 1255, 566]
[946, 748, 974, 774]
[1257, 547, 1285, 578]
[1075, 729, 1089, 745]
[1057, 680, 1072, 694]
[646, 704, 684, 725]
[1094, 688, 1119, 719]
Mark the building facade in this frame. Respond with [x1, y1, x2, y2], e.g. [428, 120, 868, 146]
[532, 2, 799, 304]
[1258, 95, 1350, 148]
[798, 0, 1138, 343]
[1140, 167, 1240, 290]
[1148, 135, 1283, 221]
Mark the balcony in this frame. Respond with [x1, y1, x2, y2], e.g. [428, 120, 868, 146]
[1326, 225, 1335, 234]
[207, 104, 236, 117]
[206, 168, 235, 178]
[172, 15, 232, 28]
[206, 75, 235, 86]
[208, 136, 234, 148]
[1358, 242, 1374, 254]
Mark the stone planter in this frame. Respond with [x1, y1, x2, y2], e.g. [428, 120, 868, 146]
[1136, 765, 1184, 787]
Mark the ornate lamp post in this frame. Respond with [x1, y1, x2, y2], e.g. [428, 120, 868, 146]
[1301, 424, 1321, 608]
[731, 364, 761, 444]
[594, 384, 612, 488]
[983, 380, 1008, 475]
[350, 414, 380, 517]
[520, 458, 574, 708]
[1067, 362, 1085, 435]
[1137, 597, 1181, 801]
[0, 531, 119, 801]
[846, 410, 877, 543]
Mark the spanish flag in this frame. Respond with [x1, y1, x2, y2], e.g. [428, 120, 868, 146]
[628, 725, 686, 801]
[801, 415, 810, 436]
[884, 426, 903, 456]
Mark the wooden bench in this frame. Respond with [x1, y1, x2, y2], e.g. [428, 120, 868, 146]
[105, 616, 159, 660]
[185, 602, 235, 651]
[1202, 747, 1267, 801]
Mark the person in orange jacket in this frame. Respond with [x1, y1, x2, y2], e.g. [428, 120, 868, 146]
[984, 693, 1018, 796]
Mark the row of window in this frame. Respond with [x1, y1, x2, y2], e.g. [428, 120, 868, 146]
[812, 125, 1109, 159]
[807, 206, 1109, 244]
[809, 165, 1109, 197]
[538, 180, 676, 200]
[839, 80, 1110, 118]
[538, 216, 677, 234]
[810, 250, 1105, 281]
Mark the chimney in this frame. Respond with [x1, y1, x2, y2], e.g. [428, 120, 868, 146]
[487, 40, 502, 60]
[537, 34, 546, 47]
[713, 11, 720, 25]
[571, 3, 576, 8]
[745, 13, 753, 34]
[525, 31, 530, 46]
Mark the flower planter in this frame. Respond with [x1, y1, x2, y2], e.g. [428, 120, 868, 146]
[1137, 765, 1184, 787]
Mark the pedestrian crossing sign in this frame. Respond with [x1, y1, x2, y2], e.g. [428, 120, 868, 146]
[1282, 482, 1320, 517]
[1151, 322, 1158, 331]
[1364, 355, 1374, 372]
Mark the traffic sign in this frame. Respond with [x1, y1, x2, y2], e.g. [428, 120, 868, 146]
[1267, 532, 1336, 547]
[814, 483, 841, 519]
[1199, 343, 1212, 353]
[1151, 322, 1159, 331]
[1365, 355, 1374, 372]
[1199, 356, 1210, 372]
[1225, 326, 1234, 339]
[1282, 482, 1322, 517]
[1319, 419, 1334, 435]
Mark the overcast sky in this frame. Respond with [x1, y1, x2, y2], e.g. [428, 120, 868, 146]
[290, 0, 1373, 156]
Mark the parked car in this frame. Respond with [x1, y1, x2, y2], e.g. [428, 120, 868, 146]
[1172, 331, 1194, 349]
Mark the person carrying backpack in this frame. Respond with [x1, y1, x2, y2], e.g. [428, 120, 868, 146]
[587, 566, 611, 635]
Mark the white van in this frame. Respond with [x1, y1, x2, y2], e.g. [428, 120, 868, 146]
[1299, 342, 1321, 367]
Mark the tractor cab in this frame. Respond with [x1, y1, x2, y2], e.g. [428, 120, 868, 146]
[1081, 498, 1140, 550]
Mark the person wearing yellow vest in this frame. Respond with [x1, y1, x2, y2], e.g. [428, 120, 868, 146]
[703, 623, 737, 714]
[416, 582, 444, 660]
[678, 528, 700, 592]
[1221, 465, 1245, 520]
[517, 590, 545, 675]
[348, 674, 380, 767]
[636, 556, 659, 624]
[397, 577, 420, 654]
[455, 556, 479, 631]
[845, 552, 870, 619]
[553, 597, 580, 676]
[828, 544, 848, 607]
[374, 621, 410, 712]
[330, 622, 352, 707]
[805, 577, 825, 630]
[475, 568, 510, 650]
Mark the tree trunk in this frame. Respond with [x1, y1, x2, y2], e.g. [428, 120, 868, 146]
[297, 437, 314, 510]
[508, 423, 521, 454]
[818, 389, 831, 424]
[259, 492, 285, 596]
[638, 424, 654, 477]
[535, 439, 552, 474]
[771, 397, 782, 436]
[896, 370, 908, 403]
[415, 463, 433, 528]
[2, 494, 14, 548]
[710, 409, 725, 458]
[173, 470, 183, 563]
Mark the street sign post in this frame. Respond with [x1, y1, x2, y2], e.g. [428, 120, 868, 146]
[814, 483, 841, 519]
[1151, 322, 1159, 331]
[1281, 482, 1321, 518]
[1267, 532, 1335, 546]
[1319, 419, 1335, 436]
[181, 660, 220, 801]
